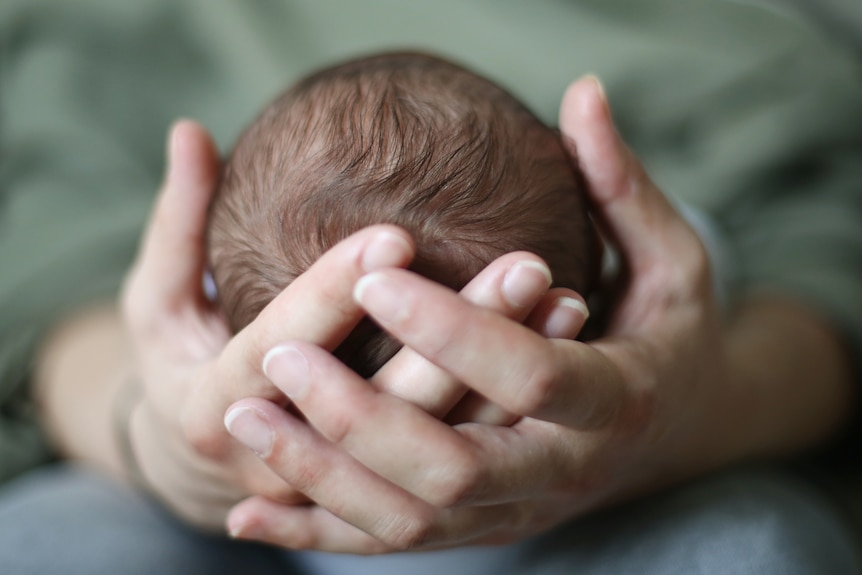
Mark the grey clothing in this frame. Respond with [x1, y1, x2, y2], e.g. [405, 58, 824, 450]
[1, 464, 859, 574]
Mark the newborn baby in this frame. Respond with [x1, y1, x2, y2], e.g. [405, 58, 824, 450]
[207, 52, 600, 377]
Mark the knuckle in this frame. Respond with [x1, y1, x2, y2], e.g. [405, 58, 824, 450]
[642, 240, 710, 308]
[181, 409, 225, 459]
[323, 405, 356, 446]
[557, 464, 612, 498]
[666, 233, 710, 290]
[416, 322, 446, 357]
[682, 235, 711, 284]
[374, 512, 433, 551]
[252, 473, 304, 504]
[120, 274, 166, 339]
[285, 524, 319, 551]
[390, 296, 457, 362]
[288, 459, 328, 494]
[424, 445, 483, 508]
[618, 385, 658, 437]
[511, 360, 559, 416]
[120, 279, 148, 330]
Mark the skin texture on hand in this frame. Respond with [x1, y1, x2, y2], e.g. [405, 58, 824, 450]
[119, 120, 429, 527]
[220, 76, 856, 553]
[34, 119, 581, 531]
[33, 77, 853, 548]
[121, 122, 423, 526]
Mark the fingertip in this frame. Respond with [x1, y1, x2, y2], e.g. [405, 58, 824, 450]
[224, 404, 274, 458]
[586, 74, 607, 106]
[559, 74, 638, 212]
[560, 74, 610, 136]
[169, 118, 211, 150]
[353, 270, 410, 326]
[165, 119, 197, 171]
[261, 344, 311, 400]
[557, 296, 590, 320]
[501, 260, 552, 309]
[546, 297, 589, 339]
[165, 118, 220, 193]
[528, 291, 589, 340]
[361, 225, 415, 272]
[226, 499, 264, 540]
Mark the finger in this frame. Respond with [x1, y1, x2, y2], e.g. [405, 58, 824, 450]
[228, 441, 311, 505]
[559, 76, 702, 274]
[229, 499, 397, 553]
[254, 341, 598, 506]
[223, 398, 439, 550]
[241, 225, 413, 352]
[525, 289, 590, 340]
[256, 343, 489, 508]
[375, 263, 577, 427]
[228, 496, 528, 553]
[371, 252, 552, 417]
[228, 370, 584, 539]
[181, 225, 414, 457]
[134, 120, 221, 310]
[355, 269, 626, 428]
[228, 498, 391, 554]
[224, 400, 551, 552]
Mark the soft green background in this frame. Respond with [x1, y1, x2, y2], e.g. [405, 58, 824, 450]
[1, 0, 860, 483]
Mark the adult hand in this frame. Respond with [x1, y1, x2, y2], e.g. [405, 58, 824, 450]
[120, 121, 576, 530]
[121, 121, 413, 528]
[222, 76, 750, 552]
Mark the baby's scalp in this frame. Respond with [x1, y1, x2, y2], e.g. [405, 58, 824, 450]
[207, 51, 600, 376]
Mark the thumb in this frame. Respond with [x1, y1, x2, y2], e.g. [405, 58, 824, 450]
[559, 76, 700, 275]
[136, 120, 221, 309]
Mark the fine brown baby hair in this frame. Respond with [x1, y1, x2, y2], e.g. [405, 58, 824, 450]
[207, 51, 600, 377]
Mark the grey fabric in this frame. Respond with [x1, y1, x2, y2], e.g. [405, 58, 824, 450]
[2, 464, 857, 574]
[0, 464, 293, 575]
[294, 467, 862, 574]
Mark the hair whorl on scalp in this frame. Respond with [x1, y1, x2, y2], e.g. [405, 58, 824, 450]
[208, 51, 599, 377]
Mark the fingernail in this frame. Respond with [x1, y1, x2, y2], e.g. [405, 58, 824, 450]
[362, 231, 412, 271]
[225, 407, 273, 458]
[354, 272, 408, 324]
[502, 261, 552, 308]
[544, 297, 590, 339]
[558, 297, 589, 319]
[588, 74, 606, 104]
[263, 345, 310, 399]
[227, 519, 246, 539]
[227, 513, 266, 540]
[166, 121, 183, 181]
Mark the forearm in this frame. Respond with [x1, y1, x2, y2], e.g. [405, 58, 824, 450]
[720, 296, 857, 464]
[32, 302, 133, 480]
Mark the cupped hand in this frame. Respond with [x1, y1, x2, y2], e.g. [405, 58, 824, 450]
[119, 121, 574, 530]
[224, 76, 738, 553]
[120, 121, 421, 529]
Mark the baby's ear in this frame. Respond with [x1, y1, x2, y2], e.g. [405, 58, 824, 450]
[202, 267, 218, 303]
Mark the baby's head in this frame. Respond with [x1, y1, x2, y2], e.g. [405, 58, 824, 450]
[208, 52, 600, 377]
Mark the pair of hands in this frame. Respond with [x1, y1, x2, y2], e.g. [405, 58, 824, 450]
[121, 77, 730, 552]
